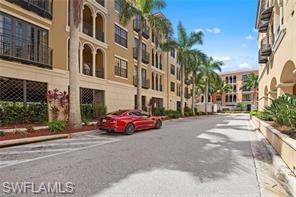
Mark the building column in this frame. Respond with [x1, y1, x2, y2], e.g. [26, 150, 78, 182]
[80, 46, 83, 73]
[92, 50, 96, 77]
[93, 13, 96, 38]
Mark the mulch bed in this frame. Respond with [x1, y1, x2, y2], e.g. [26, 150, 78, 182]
[271, 123, 296, 140]
[0, 125, 97, 141]
[0, 122, 47, 129]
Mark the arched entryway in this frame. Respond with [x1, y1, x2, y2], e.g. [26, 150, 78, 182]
[264, 86, 268, 107]
[279, 60, 296, 95]
[269, 77, 277, 104]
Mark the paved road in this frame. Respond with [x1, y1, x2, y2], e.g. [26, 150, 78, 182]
[0, 114, 261, 197]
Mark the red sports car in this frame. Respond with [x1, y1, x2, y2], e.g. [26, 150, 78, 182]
[97, 110, 162, 135]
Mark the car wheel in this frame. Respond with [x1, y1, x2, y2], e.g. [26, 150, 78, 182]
[155, 120, 162, 129]
[125, 123, 135, 135]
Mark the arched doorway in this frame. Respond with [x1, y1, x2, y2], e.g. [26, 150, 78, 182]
[82, 44, 93, 76]
[269, 77, 277, 104]
[83, 5, 93, 37]
[95, 49, 104, 78]
[95, 12, 104, 42]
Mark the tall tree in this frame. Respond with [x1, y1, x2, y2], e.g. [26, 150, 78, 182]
[68, 0, 83, 128]
[241, 73, 259, 106]
[119, 0, 172, 110]
[198, 56, 223, 114]
[163, 22, 203, 116]
[187, 50, 206, 115]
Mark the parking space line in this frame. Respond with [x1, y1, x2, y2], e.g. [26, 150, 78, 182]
[0, 148, 78, 155]
[14, 141, 101, 148]
[0, 138, 120, 169]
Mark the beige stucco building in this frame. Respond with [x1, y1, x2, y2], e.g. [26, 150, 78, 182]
[197, 70, 258, 111]
[0, 0, 192, 113]
[255, 0, 296, 110]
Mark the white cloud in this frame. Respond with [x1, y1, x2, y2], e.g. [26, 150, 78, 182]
[245, 35, 255, 40]
[195, 28, 204, 33]
[253, 28, 258, 33]
[238, 63, 251, 68]
[214, 56, 232, 62]
[241, 43, 248, 47]
[206, 27, 221, 34]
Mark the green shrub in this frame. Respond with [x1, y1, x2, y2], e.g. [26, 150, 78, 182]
[259, 94, 296, 129]
[155, 107, 165, 116]
[48, 120, 66, 133]
[164, 110, 181, 119]
[142, 105, 148, 112]
[0, 102, 48, 125]
[250, 109, 258, 116]
[81, 103, 107, 121]
[0, 131, 5, 136]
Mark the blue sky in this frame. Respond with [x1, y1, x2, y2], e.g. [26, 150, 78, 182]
[162, 0, 259, 72]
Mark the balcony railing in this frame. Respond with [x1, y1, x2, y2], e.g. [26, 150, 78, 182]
[259, 22, 268, 33]
[83, 22, 93, 37]
[133, 19, 150, 39]
[133, 48, 150, 64]
[261, 6, 274, 21]
[133, 76, 150, 89]
[260, 37, 272, 57]
[6, 0, 52, 19]
[96, 67, 104, 79]
[0, 33, 52, 68]
[96, 31, 104, 42]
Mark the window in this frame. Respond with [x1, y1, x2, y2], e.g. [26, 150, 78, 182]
[152, 49, 154, 66]
[0, 77, 47, 103]
[114, 57, 128, 78]
[115, 0, 122, 12]
[170, 82, 175, 92]
[170, 48, 175, 58]
[170, 64, 175, 75]
[115, 25, 127, 48]
[0, 12, 51, 67]
[242, 74, 248, 81]
[242, 94, 251, 101]
[152, 73, 154, 90]
[80, 88, 104, 105]
[233, 85, 237, 92]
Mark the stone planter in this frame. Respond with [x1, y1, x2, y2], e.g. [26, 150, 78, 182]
[250, 115, 296, 174]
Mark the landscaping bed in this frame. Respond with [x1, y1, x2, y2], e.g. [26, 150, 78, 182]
[250, 115, 296, 174]
[0, 124, 96, 141]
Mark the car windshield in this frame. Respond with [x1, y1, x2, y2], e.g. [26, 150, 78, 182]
[107, 110, 128, 116]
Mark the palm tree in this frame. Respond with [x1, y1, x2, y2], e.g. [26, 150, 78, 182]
[198, 56, 223, 114]
[187, 50, 206, 115]
[241, 73, 259, 106]
[119, 0, 172, 110]
[213, 77, 232, 95]
[163, 22, 203, 116]
[68, 0, 83, 128]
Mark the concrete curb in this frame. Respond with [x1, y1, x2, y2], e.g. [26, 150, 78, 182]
[0, 129, 101, 148]
[0, 134, 69, 148]
[249, 120, 296, 197]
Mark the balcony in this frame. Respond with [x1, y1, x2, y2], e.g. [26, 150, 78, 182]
[133, 76, 150, 89]
[261, 6, 274, 21]
[259, 22, 268, 33]
[96, 30, 104, 42]
[258, 53, 268, 64]
[133, 19, 150, 39]
[6, 0, 52, 19]
[260, 37, 272, 56]
[133, 48, 150, 64]
[0, 33, 52, 68]
[83, 22, 93, 37]
[96, 67, 104, 79]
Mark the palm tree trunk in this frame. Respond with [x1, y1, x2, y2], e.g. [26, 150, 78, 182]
[136, 20, 143, 110]
[180, 64, 185, 116]
[68, 0, 82, 128]
[204, 79, 208, 114]
[191, 74, 196, 116]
